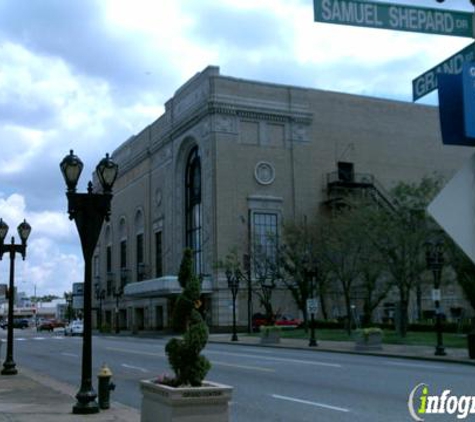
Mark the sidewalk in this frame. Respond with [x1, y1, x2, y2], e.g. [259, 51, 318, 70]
[0, 366, 140, 422]
[208, 333, 475, 365]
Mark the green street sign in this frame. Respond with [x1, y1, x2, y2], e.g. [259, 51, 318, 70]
[412, 42, 475, 101]
[314, 0, 474, 38]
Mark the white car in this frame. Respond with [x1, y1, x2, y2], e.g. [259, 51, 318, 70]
[64, 320, 84, 336]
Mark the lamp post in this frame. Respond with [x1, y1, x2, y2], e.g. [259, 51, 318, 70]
[113, 287, 123, 334]
[243, 254, 253, 334]
[307, 268, 318, 347]
[65, 292, 73, 323]
[94, 284, 105, 331]
[425, 237, 446, 356]
[0, 218, 31, 375]
[60, 150, 118, 414]
[225, 268, 240, 341]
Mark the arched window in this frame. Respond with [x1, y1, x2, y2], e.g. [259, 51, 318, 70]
[135, 210, 145, 281]
[185, 146, 202, 275]
[119, 217, 128, 288]
[105, 225, 113, 295]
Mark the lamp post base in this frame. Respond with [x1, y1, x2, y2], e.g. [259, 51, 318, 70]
[73, 395, 100, 414]
[1, 360, 17, 375]
[435, 346, 446, 356]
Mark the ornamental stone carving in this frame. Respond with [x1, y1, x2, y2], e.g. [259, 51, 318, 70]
[254, 161, 275, 185]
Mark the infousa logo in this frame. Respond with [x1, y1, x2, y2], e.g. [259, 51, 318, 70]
[408, 383, 475, 420]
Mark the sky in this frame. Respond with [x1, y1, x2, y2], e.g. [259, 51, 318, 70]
[0, 0, 473, 298]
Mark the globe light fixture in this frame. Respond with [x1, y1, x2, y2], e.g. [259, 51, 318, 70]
[60, 150, 84, 193]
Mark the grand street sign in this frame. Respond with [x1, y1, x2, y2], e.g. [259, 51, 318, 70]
[314, 0, 474, 38]
[412, 42, 475, 101]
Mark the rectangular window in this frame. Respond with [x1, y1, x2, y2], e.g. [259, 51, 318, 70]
[337, 161, 354, 183]
[252, 212, 278, 274]
[120, 240, 127, 288]
[155, 231, 163, 278]
[106, 246, 112, 273]
[136, 233, 144, 281]
[93, 255, 100, 278]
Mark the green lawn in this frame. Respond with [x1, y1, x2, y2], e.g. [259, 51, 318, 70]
[269, 327, 469, 348]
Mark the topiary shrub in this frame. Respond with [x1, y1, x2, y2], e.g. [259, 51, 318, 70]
[164, 249, 211, 387]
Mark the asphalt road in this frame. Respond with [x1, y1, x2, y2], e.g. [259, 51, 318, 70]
[1, 328, 474, 421]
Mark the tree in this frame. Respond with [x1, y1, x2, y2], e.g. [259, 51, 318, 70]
[371, 175, 444, 336]
[280, 218, 330, 330]
[165, 249, 211, 386]
[252, 244, 280, 325]
[320, 207, 368, 334]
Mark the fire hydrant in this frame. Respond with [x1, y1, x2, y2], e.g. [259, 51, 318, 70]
[97, 364, 115, 409]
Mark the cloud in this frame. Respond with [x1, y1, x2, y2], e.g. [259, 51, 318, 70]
[19, 237, 83, 297]
[0, 193, 83, 297]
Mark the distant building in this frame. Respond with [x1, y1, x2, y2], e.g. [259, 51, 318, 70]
[92, 66, 472, 331]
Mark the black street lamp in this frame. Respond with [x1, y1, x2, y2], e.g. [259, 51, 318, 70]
[94, 284, 105, 331]
[113, 287, 123, 334]
[243, 254, 253, 334]
[65, 292, 73, 323]
[0, 218, 31, 375]
[425, 237, 446, 356]
[60, 150, 118, 414]
[225, 268, 240, 341]
[307, 268, 318, 347]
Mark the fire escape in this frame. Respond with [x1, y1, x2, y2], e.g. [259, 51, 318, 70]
[324, 162, 397, 212]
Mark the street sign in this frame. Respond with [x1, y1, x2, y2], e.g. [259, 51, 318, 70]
[428, 152, 475, 264]
[438, 62, 475, 146]
[413, 42, 475, 102]
[307, 298, 319, 314]
[432, 289, 441, 302]
[463, 63, 475, 138]
[314, 0, 474, 38]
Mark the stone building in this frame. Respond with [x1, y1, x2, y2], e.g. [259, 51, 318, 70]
[92, 65, 472, 332]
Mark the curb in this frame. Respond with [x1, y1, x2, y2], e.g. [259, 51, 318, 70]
[207, 338, 475, 367]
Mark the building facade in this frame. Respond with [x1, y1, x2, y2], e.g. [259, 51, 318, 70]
[92, 66, 472, 332]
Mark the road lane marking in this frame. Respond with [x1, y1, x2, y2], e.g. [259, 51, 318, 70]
[385, 361, 445, 370]
[212, 361, 275, 373]
[107, 347, 275, 372]
[206, 350, 341, 368]
[61, 352, 79, 358]
[106, 347, 166, 357]
[272, 394, 350, 413]
[32, 337, 46, 340]
[121, 364, 149, 373]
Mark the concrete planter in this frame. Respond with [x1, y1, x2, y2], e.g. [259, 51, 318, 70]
[354, 331, 383, 351]
[260, 331, 281, 344]
[140, 379, 233, 422]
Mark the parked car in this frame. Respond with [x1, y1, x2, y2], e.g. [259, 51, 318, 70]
[64, 320, 83, 336]
[37, 319, 65, 332]
[252, 312, 268, 331]
[1, 318, 29, 329]
[274, 314, 303, 328]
